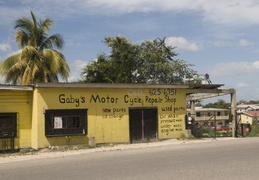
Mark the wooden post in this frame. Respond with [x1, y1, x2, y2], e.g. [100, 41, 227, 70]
[190, 100, 196, 135]
[142, 110, 145, 141]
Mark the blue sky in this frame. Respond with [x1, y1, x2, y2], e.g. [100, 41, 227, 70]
[1, 0, 259, 104]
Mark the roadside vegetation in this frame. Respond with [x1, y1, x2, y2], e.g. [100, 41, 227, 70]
[239, 123, 259, 137]
[193, 128, 232, 138]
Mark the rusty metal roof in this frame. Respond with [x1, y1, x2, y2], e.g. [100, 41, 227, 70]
[34, 82, 190, 89]
[0, 83, 225, 90]
[189, 84, 224, 89]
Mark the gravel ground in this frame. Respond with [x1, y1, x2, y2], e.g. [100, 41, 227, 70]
[0, 137, 237, 164]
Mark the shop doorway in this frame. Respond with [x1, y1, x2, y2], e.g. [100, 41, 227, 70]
[129, 107, 158, 143]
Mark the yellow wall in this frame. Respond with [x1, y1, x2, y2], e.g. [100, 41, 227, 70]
[0, 85, 228, 150]
[0, 90, 32, 149]
[32, 87, 189, 148]
[240, 114, 253, 124]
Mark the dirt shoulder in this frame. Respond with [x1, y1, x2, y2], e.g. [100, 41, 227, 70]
[0, 137, 237, 164]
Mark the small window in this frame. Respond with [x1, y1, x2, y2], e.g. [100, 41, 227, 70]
[45, 109, 87, 137]
[196, 112, 201, 117]
[217, 112, 221, 116]
[0, 113, 17, 138]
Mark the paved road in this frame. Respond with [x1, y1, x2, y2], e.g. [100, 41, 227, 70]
[1, 137, 259, 180]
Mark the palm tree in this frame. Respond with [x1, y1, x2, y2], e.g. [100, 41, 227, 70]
[0, 11, 70, 85]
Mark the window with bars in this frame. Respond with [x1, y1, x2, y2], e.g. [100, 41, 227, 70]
[45, 109, 87, 137]
[0, 113, 17, 138]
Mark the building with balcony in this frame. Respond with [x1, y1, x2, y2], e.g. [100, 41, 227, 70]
[187, 107, 230, 129]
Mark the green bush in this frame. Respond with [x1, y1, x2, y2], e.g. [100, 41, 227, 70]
[193, 128, 232, 138]
[247, 124, 259, 137]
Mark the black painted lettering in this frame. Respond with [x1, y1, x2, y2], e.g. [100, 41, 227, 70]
[59, 94, 65, 103]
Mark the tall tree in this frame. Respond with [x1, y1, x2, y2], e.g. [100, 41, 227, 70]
[104, 36, 140, 83]
[0, 11, 70, 85]
[137, 38, 197, 84]
[203, 99, 231, 109]
[81, 53, 111, 83]
[81, 36, 199, 84]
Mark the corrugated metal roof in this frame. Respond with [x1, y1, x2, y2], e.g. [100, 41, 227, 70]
[0, 83, 225, 90]
[187, 107, 229, 111]
[34, 83, 190, 89]
[189, 84, 224, 89]
[237, 104, 259, 109]
[242, 111, 259, 116]
[0, 85, 33, 91]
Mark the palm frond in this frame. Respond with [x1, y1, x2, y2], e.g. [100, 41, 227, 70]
[42, 49, 70, 81]
[14, 18, 33, 34]
[15, 31, 29, 48]
[41, 34, 64, 49]
[39, 18, 54, 35]
[1, 11, 70, 85]
[0, 53, 25, 85]
[30, 11, 37, 27]
[0, 53, 20, 73]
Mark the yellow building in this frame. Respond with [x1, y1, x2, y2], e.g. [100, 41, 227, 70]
[239, 111, 259, 125]
[0, 83, 234, 151]
[0, 85, 33, 151]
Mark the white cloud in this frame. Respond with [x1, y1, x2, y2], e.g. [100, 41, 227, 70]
[210, 38, 255, 48]
[211, 40, 233, 47]
[0, 43, 11, 52]
[67, 59, 88, 82]
[66, 1, 259, 27]
[237, 82, 250, 88]
[165, 37, 200, 51]
[210, 61, 259, 77]
[2, 0, 259, 28]
[238, 39, 254, 47]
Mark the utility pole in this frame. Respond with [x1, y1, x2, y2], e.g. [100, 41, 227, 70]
[190, 100, 196, 136]
[231, 89, 237, 137]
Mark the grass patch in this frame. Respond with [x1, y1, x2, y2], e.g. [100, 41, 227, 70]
[192, 128, 232, 138]
[247, 124, 259, 137]
[177, 133, 197, 140]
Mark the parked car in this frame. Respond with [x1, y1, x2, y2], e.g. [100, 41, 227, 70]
[216, 126, 232, 131]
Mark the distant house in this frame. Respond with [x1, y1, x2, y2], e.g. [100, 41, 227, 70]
[237, 104, 259, 113]
[240, 111, 259, 125]
[187, 107, 230, 128]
